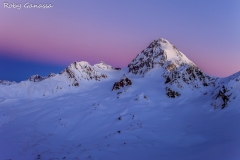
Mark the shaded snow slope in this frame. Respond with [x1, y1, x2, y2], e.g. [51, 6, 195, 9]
[1, 73, 240, 160]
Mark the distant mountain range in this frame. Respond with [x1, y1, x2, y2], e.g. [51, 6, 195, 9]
[1, 38, 239, 109]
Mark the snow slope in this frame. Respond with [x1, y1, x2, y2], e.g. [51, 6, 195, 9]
[0, 38, 240, 160]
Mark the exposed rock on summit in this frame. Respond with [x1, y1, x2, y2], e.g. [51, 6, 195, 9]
[128, 38, 195, 75]
[60, 61, 108, 86]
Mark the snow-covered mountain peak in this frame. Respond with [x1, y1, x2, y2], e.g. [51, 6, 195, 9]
[60, 61, 108, 84]
[128, 38, 196, 75]
[94, 61, 114, 70]
[68, 61, 91, 68]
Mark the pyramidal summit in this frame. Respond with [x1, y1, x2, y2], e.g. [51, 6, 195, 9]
[0, 38, 240, 160]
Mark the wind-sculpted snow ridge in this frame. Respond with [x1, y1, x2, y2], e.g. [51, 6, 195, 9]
[94, 61, 113, 70]
[94, 61, 121, 70]
[0, 80, 16, 85]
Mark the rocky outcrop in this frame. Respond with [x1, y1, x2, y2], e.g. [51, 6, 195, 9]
[27, 73, 56, 83]
[64, 66, 79, 86]
[128, 41, 167, 75]
[112, 76, 132, 91]
[210, 72, 240, 109]
[211, 85, 233, 109]
[165, 87, 181, 98]
[27, 74, 46, 82]
[163, 64, 216, 89]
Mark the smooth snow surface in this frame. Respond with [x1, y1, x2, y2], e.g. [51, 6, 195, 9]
[1, 38, 240, 160]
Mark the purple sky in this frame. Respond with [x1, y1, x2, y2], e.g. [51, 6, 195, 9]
[0, 0, 240, 81]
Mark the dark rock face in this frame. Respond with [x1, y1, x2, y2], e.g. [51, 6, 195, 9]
[27, 73, 56, 83]
[165, 87, 181, 98]
[114, 68, 121, 70]
[163, 65, 216, 89]
[27, 75, 46, 82]
[208, 71, 239, 109]
[165, 62, 177, 72]
[128, 39, 168, 75]
[212, 85, 233, 109]
[65, 67, 79, 86]
[112, 76, 132, 91]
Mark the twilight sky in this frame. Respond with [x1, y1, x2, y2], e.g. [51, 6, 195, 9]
[0, 0, 240, 82]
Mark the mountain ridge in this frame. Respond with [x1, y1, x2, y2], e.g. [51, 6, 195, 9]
[0, 38, 239, 109]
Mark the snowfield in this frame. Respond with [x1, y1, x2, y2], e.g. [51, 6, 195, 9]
[0, 38, 240, 160]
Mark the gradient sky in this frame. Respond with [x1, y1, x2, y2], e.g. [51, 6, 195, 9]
[0, 0, 240, 82]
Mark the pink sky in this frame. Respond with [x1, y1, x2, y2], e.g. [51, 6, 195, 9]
[0, 0, 240, 78]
